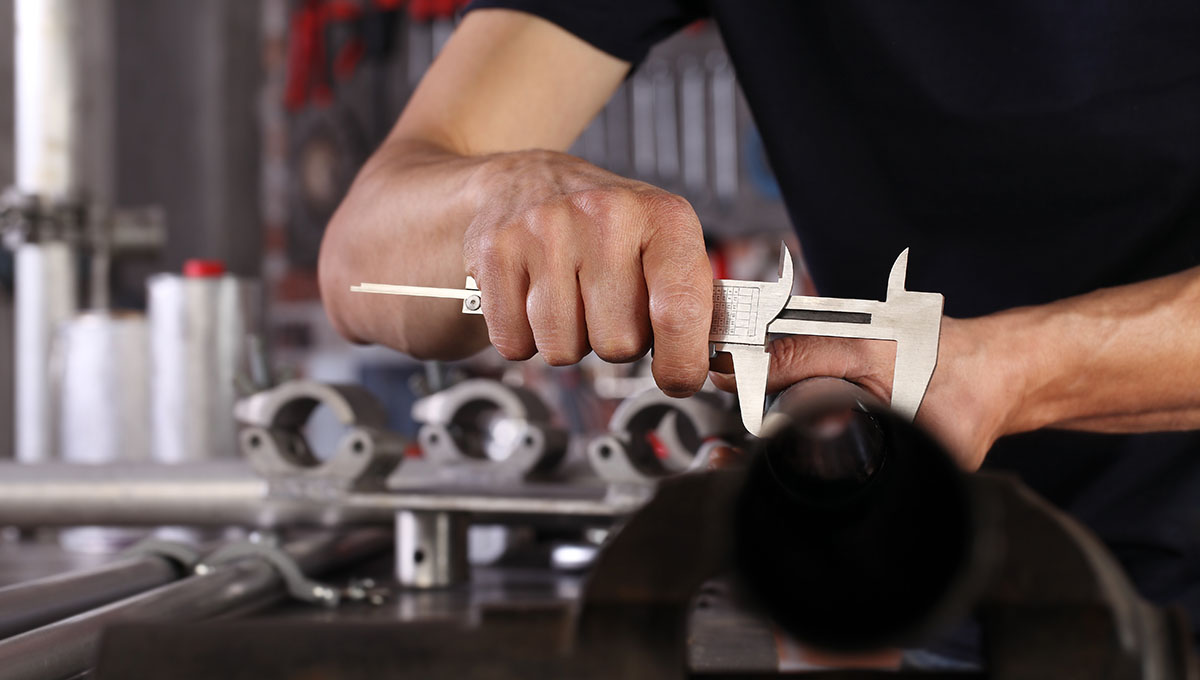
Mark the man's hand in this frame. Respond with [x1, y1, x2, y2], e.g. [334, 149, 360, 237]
[318, 9, 715, 396]
[712, 261, 1200, 470]
[465, 150, 713, 396]
[709, 318, 1019, 470]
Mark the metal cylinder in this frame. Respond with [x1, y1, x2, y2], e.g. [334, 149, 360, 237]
[0, 555, 180, 641]
[0, 530, 389, 680]
[0, 461, 629, 528]
[733, 378, 983, 651]
[396, 510, 468, 588]
[58, 311, 150, 464]
[13, 243, 75, 463]
[15, 0, 82, 199]
[148, 272, 261, 462]
[0, 461, 268, 527]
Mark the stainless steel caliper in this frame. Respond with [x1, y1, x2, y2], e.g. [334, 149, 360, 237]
[351, 245, 943, 436]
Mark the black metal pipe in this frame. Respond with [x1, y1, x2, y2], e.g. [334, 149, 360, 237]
[0, 554, 182, 641]
[0, 530, 391, 680]
[733, 378, 986, 651]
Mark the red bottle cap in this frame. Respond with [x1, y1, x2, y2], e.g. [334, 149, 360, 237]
[183, 259, 226, 278]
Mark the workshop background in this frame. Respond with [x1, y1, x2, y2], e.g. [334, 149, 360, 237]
[0, 2, 1192, 678]
[0, 0, 802, 461]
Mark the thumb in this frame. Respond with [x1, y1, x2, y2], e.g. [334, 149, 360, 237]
[709, 335, 895, 399]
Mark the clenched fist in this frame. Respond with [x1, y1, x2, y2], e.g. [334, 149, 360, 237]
[465, 150, 712, 395]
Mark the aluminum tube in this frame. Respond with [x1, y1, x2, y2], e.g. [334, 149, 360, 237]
[15, 0, 82, 198]
[14, 243, 75, 463]
[0, 555, 179, 640]
[0, 461, 271, 526]
[58, 311, 151, 464]
[0, 530, 390, 680]
[148, 274, 263, 463]
[0, 462, 630, 527]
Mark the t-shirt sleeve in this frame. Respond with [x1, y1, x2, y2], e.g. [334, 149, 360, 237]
[463, 0, 709, 68]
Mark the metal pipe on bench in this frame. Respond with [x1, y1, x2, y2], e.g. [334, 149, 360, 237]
[0, 530, 391, 680]
[0, 554, 183, 641]
[0, 461, 631, 527]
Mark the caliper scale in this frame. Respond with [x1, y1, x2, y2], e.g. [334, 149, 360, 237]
[351, 245, 943, 436]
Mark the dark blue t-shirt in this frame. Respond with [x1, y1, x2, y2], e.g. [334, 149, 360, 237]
[466, 0, 1200, 641]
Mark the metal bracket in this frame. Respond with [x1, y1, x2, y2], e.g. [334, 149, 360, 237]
[199, 536, 389, 608]
[412, 379, 567, 482]
[764, 249, 944, 422]
[120, 537, 204, 574]
[236, 380, 406, 496]
[587, 389, 741, 485]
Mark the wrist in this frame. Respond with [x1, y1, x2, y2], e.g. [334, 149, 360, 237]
[922, 315, 1034, 461]
[955, 308, 1062, 437]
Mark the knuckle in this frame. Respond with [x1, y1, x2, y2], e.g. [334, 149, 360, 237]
[591, 331, 649, 363]
[521, 203, 574, 251]
[535, 333, 587, 366]
[643, 192, 698, 229]
[491, 334, 535, 361]
[769, 336, 804, 366]
[649, 288, 711, 339]
[540, 349, 583, 367]
[524, 201, 572, 230]
[466, 224, 521, 272]
[567, 188, 621, 217]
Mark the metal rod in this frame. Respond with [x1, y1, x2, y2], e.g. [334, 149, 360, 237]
[0, 462, 633, 527]
[0, 530, 390, 680]
[0, 555, 180, 641]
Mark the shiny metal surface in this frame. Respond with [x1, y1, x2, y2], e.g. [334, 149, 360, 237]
[148, 272, 262, 463]
[413, 379, 567, 482]
[395, 511, 468, 589]
[0, 555, 178, 641]
[58, 311, 151, 464]
[0, 462, 638, 527]
[0, 530, 389, 680]
[236, 380, 405, 494]
[13, 242, 75, 463]
[766, 249, 944, 422]
[587, 388, 740, 484]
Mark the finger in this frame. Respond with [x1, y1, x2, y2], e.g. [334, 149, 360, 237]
[709, 335, 895, 396]
[527, 266, 589, 366]
[468, 249, 536, 361]
[580, 253, 651, 363]
[706, 445, 749, 470]
[641, 198, 712, 397]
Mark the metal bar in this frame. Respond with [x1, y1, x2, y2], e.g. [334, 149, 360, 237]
[0, 555, 179, 641]
[350, 283, 473, 300]
[0, 530, 390, 680]
[0, 462, 634, 527]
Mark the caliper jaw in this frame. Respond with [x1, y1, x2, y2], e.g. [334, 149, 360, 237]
[714, 247, 944, 436]
[709, 247, 794, 436]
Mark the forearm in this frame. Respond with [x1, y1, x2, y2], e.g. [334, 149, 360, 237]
[318, 138, 490, 359]
[978, 266, 1200, 435]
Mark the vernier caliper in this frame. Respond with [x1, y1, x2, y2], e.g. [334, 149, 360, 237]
[350, 245, 943, 436]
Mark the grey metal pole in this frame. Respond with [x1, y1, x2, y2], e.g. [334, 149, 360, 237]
[0, 461, 630, 527]
[0, 555, 180, 640]
[0, 530, 390, 680]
